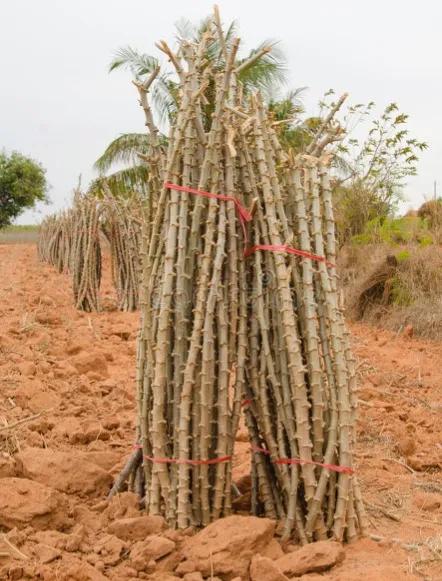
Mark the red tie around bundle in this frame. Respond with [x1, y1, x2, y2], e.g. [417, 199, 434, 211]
[164, 182, 252, 243]
[244, 243, 335, 268]
[251, 445, 353, 474]
[164, 182, 334, 268]
[132, 445, 352, 473]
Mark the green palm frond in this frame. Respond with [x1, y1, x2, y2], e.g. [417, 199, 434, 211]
[332, 148, 355, 176]
[236, 41, 287, 96]
[150, 76, 179, 125]
[109, 46, 160, 78]
[268, 88, 307, 122]
[224, 20, 239, 45]
[89, 165, 150, 198]
[94, 133, 151, 174]
[195, 16, 213, 40]
[109, 46, 178, 124]
[278, 125, 313, 151]
[174, 18, 196, 41]
[204, 18, 239, 65]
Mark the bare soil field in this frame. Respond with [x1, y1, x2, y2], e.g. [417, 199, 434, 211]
[0, 244, 440, 580]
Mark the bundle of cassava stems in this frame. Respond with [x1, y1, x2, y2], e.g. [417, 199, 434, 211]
[38, 191, 142, 312]
[118, 8, 367, 543]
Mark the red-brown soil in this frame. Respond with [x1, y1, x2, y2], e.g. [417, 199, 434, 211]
[0, 244, 440, 580]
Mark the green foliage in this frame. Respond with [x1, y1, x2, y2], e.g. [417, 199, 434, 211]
[235, 40, 287, 96]
[0, 151, 48, 229]
[267, 90, 314, 151]
[327, 99, 428, 244]
[336, 102, 427, 206]
[395, 249, 410, 262]
[109, 47, 177, 126]
[94, 133, 152, 174]
[418, 233, 433, 247]
[351, 216, 433, 246]
[89, 165, 150, 198]
[108, 19, 287, 127]
[334, 185, 390, 245]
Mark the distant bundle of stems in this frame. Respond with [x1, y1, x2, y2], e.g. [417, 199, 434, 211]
[38, 211, 73, 274]
[39, 191, 143, 313]
[38, 192, 102, 312]
[102, 192, 142, 311]
[71, 193, 102, 312]
[119, 9, 367, 542]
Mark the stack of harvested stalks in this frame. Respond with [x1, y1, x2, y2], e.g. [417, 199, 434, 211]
[101, 192, 142, 311]
[39, 191, 142, 312]
[114, 8, 367, 543]
[38, 211, 73, 274]
[39, 192, 102, 311]
[70, 193, 102, 312]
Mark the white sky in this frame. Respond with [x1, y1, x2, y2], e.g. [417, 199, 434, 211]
[1, 0, 440, 223]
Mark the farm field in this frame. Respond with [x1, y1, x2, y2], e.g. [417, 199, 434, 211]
[0, 227, 39, 245]
[0, 243, 440, 580]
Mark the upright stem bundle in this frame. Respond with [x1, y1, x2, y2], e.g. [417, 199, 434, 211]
[133, 33, 247, 528]
[39, 192, 142, 313]
[39, 192, 102, 312]
[127, 16, 366, 540]
[71, 194, 102, 312]
[101, 193, 142, 311]
[41, 8, 367, 542]
[242, 112, 366, 540]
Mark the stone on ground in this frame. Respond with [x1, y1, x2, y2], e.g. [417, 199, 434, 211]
[129, 535, 176, 571]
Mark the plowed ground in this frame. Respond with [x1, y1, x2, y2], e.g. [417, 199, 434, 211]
[0, 244, 440, 580]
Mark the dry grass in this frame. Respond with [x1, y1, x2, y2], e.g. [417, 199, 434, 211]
[342, 244, 442, 339]
[0, 410, 49, 455]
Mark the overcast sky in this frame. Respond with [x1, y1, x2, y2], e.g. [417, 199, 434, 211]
[1, 0, 440, 223]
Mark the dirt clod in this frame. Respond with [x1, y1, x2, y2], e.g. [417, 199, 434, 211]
[15, 447, 112, 497]
[275, 541, 345, 577]
[108, 515, 166, 541]
[177, 515, 276, 580]
[0, 477, 69, 530]
[250, 554, 289, 581]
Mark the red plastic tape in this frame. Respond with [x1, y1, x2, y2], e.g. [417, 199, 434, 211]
[244, 243, 335, 268]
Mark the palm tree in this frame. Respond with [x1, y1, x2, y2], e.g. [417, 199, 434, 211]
[94, 133, 151, 175]
[267, 89, 318, 151]
[92, 13, 288, 193]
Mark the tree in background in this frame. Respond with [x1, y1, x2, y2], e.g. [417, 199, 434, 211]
[331, 101, 428, 243]
[267, 91, 428, 244]
[0, 151, 48, 229]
